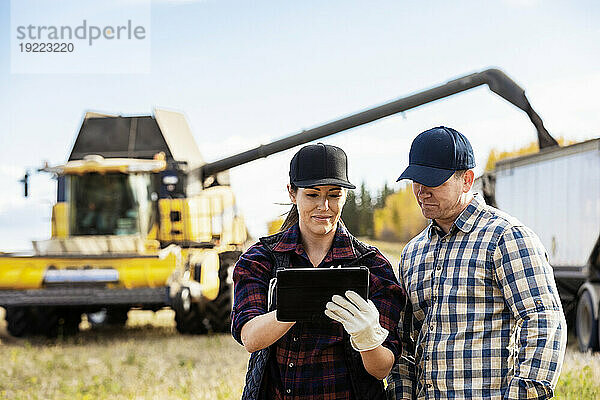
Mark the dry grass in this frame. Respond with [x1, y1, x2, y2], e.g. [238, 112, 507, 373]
[0, 309, 249, 400]
[2, 309, 599, 399]
[1, 240, 599, 399]
[555, 340, 600, 399]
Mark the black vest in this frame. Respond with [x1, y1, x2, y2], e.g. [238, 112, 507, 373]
[240, 230, 386, 400]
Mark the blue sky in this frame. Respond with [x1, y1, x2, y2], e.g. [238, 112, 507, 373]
[1, 0, 599, 249]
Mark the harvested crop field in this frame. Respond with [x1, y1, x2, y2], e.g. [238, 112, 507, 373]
[1, 309, 599, 399]
[0, 309, 249, 400]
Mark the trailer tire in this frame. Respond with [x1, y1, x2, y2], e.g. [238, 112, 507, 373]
[204, 252, 238, 333]
[5, 306, 36, 337]
[576, 290, 599, 352]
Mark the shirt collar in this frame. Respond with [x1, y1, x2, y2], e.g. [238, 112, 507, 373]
[427, 194, 486, 238]
[271, 222, 357, 260]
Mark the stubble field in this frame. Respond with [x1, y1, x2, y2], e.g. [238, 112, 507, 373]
[1, 241, 599, 399]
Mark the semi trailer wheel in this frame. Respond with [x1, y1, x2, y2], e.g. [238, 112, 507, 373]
[576, 290, 599, 352]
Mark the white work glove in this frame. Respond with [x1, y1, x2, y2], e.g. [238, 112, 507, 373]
[324, 290, 388, 352]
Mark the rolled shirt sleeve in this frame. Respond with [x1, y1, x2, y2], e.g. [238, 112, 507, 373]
[231, 244, 273, 345]
[493, 226, 567, 399]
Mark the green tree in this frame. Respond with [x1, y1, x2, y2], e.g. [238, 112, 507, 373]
[341, 190, 359, 233]
[357, 182, 374, 237]
[375, 183, 394, 208]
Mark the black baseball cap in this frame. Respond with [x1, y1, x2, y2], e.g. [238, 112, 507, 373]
[290, 143, 356, 189]
[397, 126, 475, 187]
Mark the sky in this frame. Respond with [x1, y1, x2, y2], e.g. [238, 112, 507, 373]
[0, 0, 599, 250]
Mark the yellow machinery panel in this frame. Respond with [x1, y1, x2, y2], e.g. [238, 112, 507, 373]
[184, 248, 220, 301]
[0, 252, 178, 290]
[159, 199, 186, 242]
[158, 188, 246, 245]
[51, 202, 69, 238]
[232, 215, 247, 245]
[185, 197, 212, 243]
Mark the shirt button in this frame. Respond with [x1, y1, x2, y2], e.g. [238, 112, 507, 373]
[429, 325, 434, 331]
[289, 362, 294, 368]
[425, 355, 430, 361]
[293, 337, 298, 342]
[426, 383, 432, 388]
[286, 388, 291, 394]
[437, 266, 442, 271]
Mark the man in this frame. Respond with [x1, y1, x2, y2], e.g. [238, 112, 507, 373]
[387, 126, 567, 399]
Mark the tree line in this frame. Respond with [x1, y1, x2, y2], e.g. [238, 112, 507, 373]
[341, 182, 427, 242]
[266, 181, 427, 243]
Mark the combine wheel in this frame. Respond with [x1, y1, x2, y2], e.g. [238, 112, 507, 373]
[174, 288, 208, 334]
[576, 290, 599, 352]
[204, 252, 239, 333]
[87, 307, 129, 328]
[57, 308, 81, 336]
[5, 306, 37, 337]
[36, 307, 60, 337]
[35, 307, 81, 338]
[105, 307, 129, 326]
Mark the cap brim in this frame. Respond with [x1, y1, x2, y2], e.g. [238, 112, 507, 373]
[396, 164, 455, 187]
[294, 178, 356, 189]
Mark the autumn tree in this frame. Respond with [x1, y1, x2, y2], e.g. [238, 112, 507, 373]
[485, 137, 577, 171]
[267, 216, 285, 234]
[373, 183, 427, 243]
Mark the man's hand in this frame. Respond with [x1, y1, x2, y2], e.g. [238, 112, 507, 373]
[325, 290, 388, 352]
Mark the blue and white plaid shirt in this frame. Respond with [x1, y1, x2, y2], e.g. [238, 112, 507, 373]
[387, 196, 567, 399]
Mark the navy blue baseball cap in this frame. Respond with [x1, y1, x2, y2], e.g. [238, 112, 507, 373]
[397, 126, 475, 187]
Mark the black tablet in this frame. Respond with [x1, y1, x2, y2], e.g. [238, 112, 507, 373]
[275, 267, 370, 322]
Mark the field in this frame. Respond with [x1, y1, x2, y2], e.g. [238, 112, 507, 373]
[1, 241, 600, 399]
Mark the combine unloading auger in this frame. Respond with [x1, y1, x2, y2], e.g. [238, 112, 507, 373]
[200, 68, 557, 183]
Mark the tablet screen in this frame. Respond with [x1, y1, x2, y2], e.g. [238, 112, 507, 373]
[275, 267, 369, 322]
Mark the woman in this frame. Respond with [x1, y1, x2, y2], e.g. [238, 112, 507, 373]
[231, 143, 403, 400]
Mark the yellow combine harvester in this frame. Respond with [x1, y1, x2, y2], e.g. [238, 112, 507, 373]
[0, 109, 247, 336]
[0, 69, 558, 338]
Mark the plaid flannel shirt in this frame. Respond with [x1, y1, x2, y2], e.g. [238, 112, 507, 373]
[232, 223, 403, 399]
[387, 196, 567, 400]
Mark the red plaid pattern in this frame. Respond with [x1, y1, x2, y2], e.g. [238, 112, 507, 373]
[232, 223, 404, 399]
